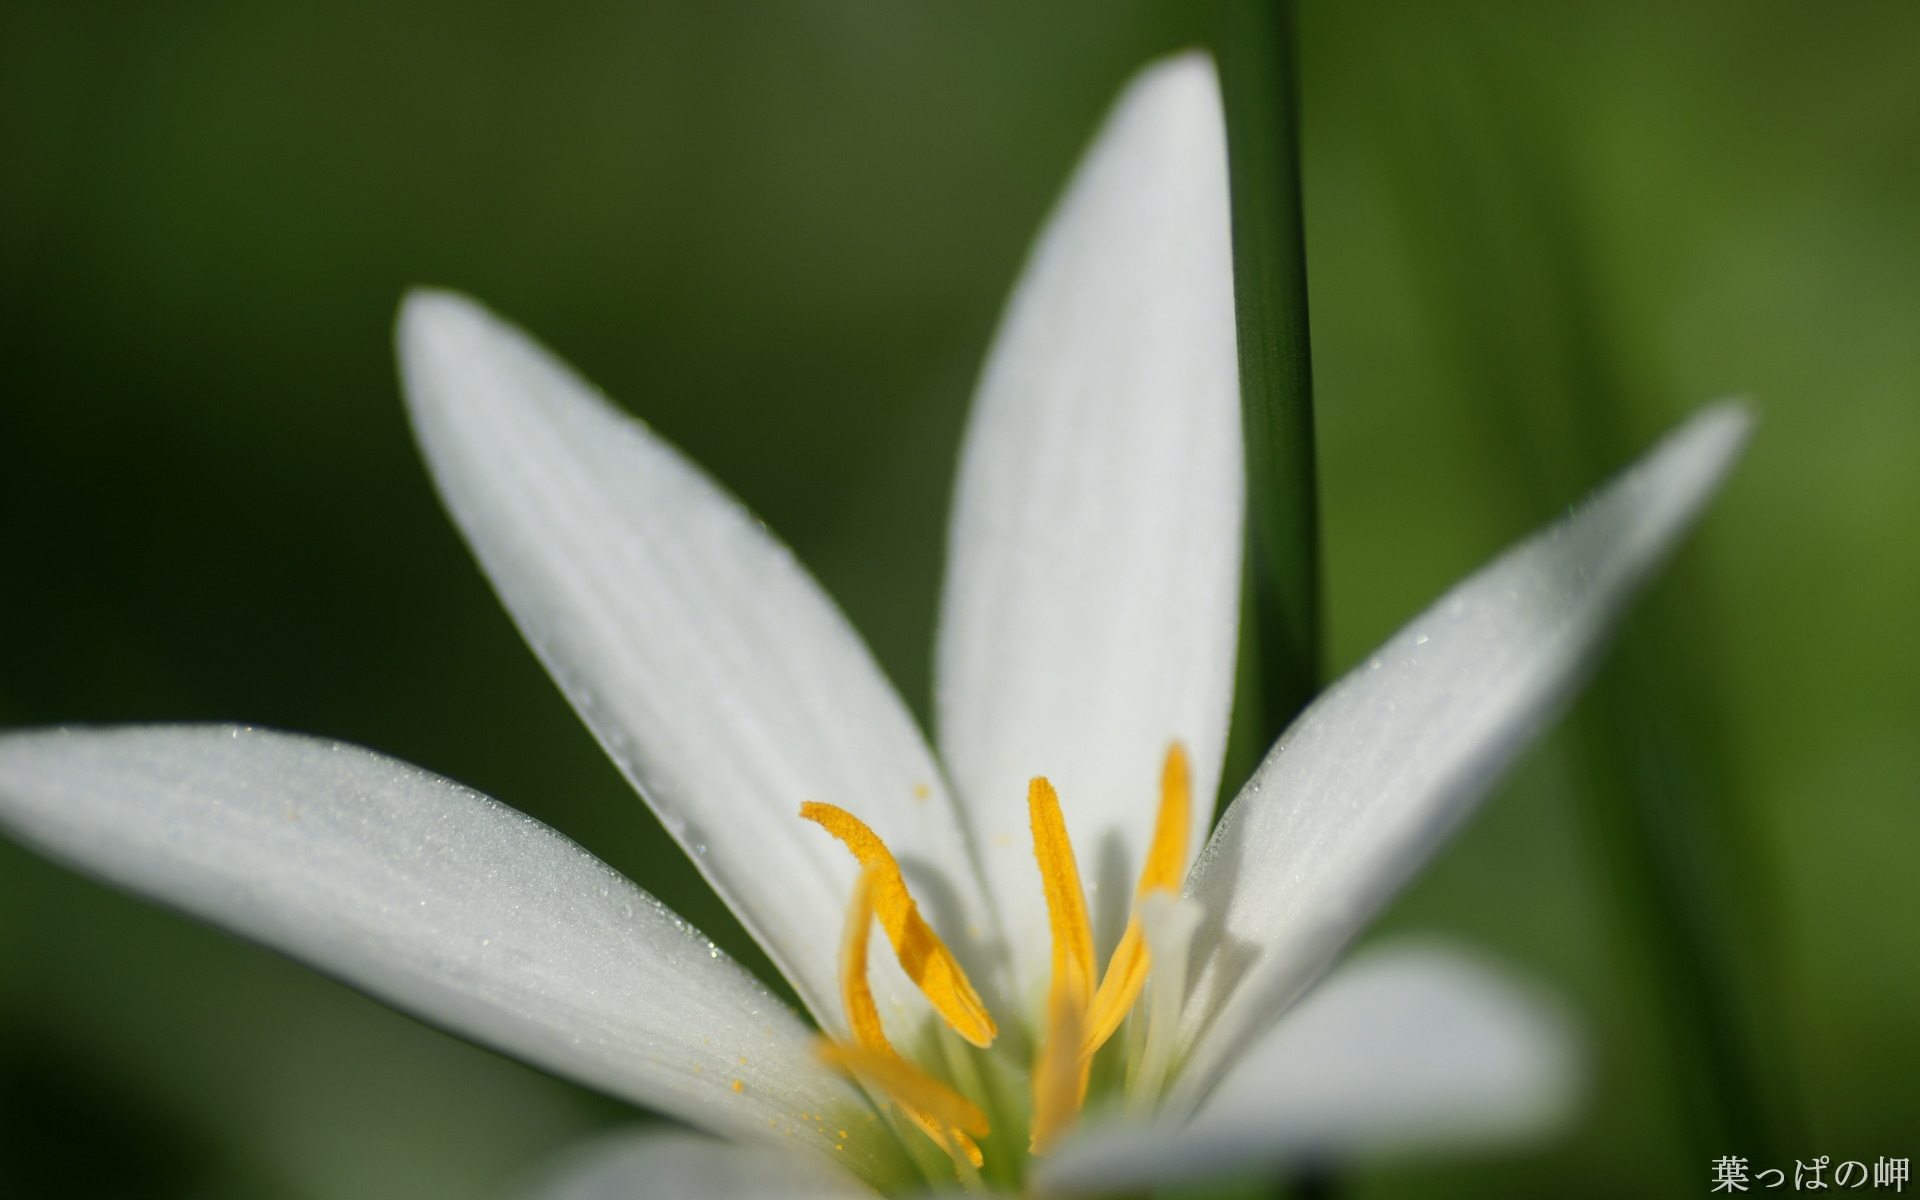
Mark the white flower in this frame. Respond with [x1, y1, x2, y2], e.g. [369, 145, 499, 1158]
[0, 53, 1746, 1199]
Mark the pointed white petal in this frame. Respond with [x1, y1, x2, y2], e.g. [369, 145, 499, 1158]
[1037, 942, 1579, 1195]
[522, 1129, 877, 1200]
[1171, 404, 1751, 1106]
[934, 52, 1243, 1006]
[0, 726, 913, 1189]
[398, 291, 997, 1031]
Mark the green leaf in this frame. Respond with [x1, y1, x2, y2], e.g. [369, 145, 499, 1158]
[1214, 0, 1323, 806]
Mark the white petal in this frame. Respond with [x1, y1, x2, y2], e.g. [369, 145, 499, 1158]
[0, 726, 913, 1190]
[521, 1129, 877, 1200]
[934, 52, 1243, 1007]
[398, 291, 998, 1032]
[1037, 942, 1579, 1195]
[1171, 403, 1751, 1107]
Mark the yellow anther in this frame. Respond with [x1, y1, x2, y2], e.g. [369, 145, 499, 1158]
[1028, 778, 1096, 993]
[808, 748, 1195, 1168]
[1029, 935, 1089, 1155]
[816, 861, 991, 1171]
[1084, 743, 1191, 1054]
[1028, 745, 1196, 1153]
[951, 1130, 982, 1173]
[819, 1044, 988, 1148]
[1027, 776, 1097, 1152]
[836, 867, 891, 1054]
[801, 802, 997, 1048]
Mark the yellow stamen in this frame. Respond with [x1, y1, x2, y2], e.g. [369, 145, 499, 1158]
[1028, 745, 1195, 1153]
[1027, 776, 1096, 1152]
[1027, 778, 1096, 993]
[819, 1043, 989, 1146]
[801, 802, 997, 1049]
[1029, 937, 1089, 1155]
[836, 866, 892, 1054]
[819, 866, 989, 1171]
[809, 747, 1195, 1169]
[1084, 743, 1191, 1053]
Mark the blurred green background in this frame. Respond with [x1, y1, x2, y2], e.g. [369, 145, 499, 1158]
[1, 1, 1915, 1196]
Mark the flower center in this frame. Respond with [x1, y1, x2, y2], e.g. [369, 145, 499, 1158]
[800, 744, 1192, 1181]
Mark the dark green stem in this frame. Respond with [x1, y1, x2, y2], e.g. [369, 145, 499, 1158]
[1213, 0, 1323, 809]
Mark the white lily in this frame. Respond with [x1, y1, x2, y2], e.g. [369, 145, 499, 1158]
[0, 53, 1746, 1199]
